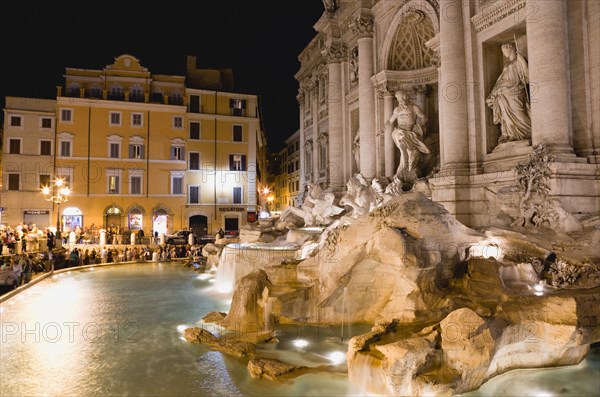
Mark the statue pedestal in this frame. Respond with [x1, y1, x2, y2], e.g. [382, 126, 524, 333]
[483, 140, 532, 173]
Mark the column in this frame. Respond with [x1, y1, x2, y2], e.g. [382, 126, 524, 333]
[527, 0, 573, 154]
[297, 90, 306, 192]
[382, 88, 395, 177]
[310, 82, 320, 182]
[439, 0, 469, 170]
[324, 43, 347, 190]
[352, 14, 376, 179]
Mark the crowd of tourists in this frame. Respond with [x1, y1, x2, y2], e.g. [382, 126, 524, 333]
[0, 222, 207, 295]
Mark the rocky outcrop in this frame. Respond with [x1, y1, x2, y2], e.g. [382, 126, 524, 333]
[183, 327, 275, 357]
[247, 358, 302, 380]
[219, 269, 273, 332]
[347, 301, 597, 396]
[201, 311, 227, 323]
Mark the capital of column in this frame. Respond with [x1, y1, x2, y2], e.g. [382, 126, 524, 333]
[375, 84, 395, 98]
[321, 43, 347, 64]
[296, 89, 305, 104]
[350, 14, 373, 39]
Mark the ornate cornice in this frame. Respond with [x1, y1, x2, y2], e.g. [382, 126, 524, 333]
[371, 67, 438, 93]
[321, 43, 348, 64]
[350, 14, 374, 39]
[471, 0, 526, 33]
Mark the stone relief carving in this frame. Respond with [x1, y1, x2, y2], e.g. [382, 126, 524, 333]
[512, 144, 553, 229]
[486, 42, 531, 145]
[384, 91, 430, 176]
[349, 47, 359, 85]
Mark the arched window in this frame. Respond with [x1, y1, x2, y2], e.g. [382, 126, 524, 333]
[129, 85, 144, 102]
[108, 84, 124, 100]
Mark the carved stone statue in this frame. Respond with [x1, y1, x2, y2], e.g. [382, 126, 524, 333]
[486, 42, 531, 144]
[339, 174, 377, 218]
[349, 48, 359, 84]
[322, 0, 338, 13]
[280, 183, 344, 226]
[384, 91, 430, 175]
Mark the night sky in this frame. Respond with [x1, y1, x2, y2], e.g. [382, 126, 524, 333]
[0, 0, 324, 152]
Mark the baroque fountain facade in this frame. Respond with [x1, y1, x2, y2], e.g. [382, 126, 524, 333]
[184, 0, 600, 395]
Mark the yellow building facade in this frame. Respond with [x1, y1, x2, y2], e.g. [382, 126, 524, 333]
[2, 54, 266, 237]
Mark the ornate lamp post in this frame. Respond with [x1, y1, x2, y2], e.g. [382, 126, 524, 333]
[42, 178, 70, 246]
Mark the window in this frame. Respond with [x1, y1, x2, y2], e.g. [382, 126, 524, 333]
[229, 154, 246, 171]
[233, 187, 242, 204]
[189, 95, 201, 113]
[41, 117, 52, 129]
[319, 145, 328, 171]
[39, 174, 51, 189]
[130, 176, 142, 195]
[8, 174, 20, 191]
[60, 109, 72, 122]
[10, 115, 22, 127]
[230, 99, 246, 116]
[129, 144, 144, 159]
[109, 176, 120, 194]
[171, 146, 184, 160]
[172, 176, 183, 195]
[60, 141, 71, 157]
[233, 125, 243, 142]
[189, 186, 199, 204]
[40, 140, 52, 156]
[129, 86, 144, 102]
[109, 112, 121, 126]
[9, 139, 21, 154]
[190, 122, 200, 139]
[131, 113, 143, 126]
[189, 152, 200, 170]
[109, 143, 120, 158]
[56, 167, 73, 185]
[173, 116, 183, 129]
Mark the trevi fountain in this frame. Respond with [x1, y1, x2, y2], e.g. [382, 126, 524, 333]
[1, 0, 599, 396]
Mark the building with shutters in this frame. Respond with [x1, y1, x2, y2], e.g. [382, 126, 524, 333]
[1, 54, 266, 237]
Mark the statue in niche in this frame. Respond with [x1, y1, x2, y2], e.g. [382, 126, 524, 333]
[384, 91, 430, 176]
[486, 42, 531, 144]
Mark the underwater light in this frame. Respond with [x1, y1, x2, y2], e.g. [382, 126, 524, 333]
[292, 339, 310, 348]
[327, 351, 346, 365]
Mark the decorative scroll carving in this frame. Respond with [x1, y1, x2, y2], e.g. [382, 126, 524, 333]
[350, 14, 374, 38]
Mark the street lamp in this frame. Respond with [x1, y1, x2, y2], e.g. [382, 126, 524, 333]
[260, 186, 271, 218]
[42, 178, 70, 246]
